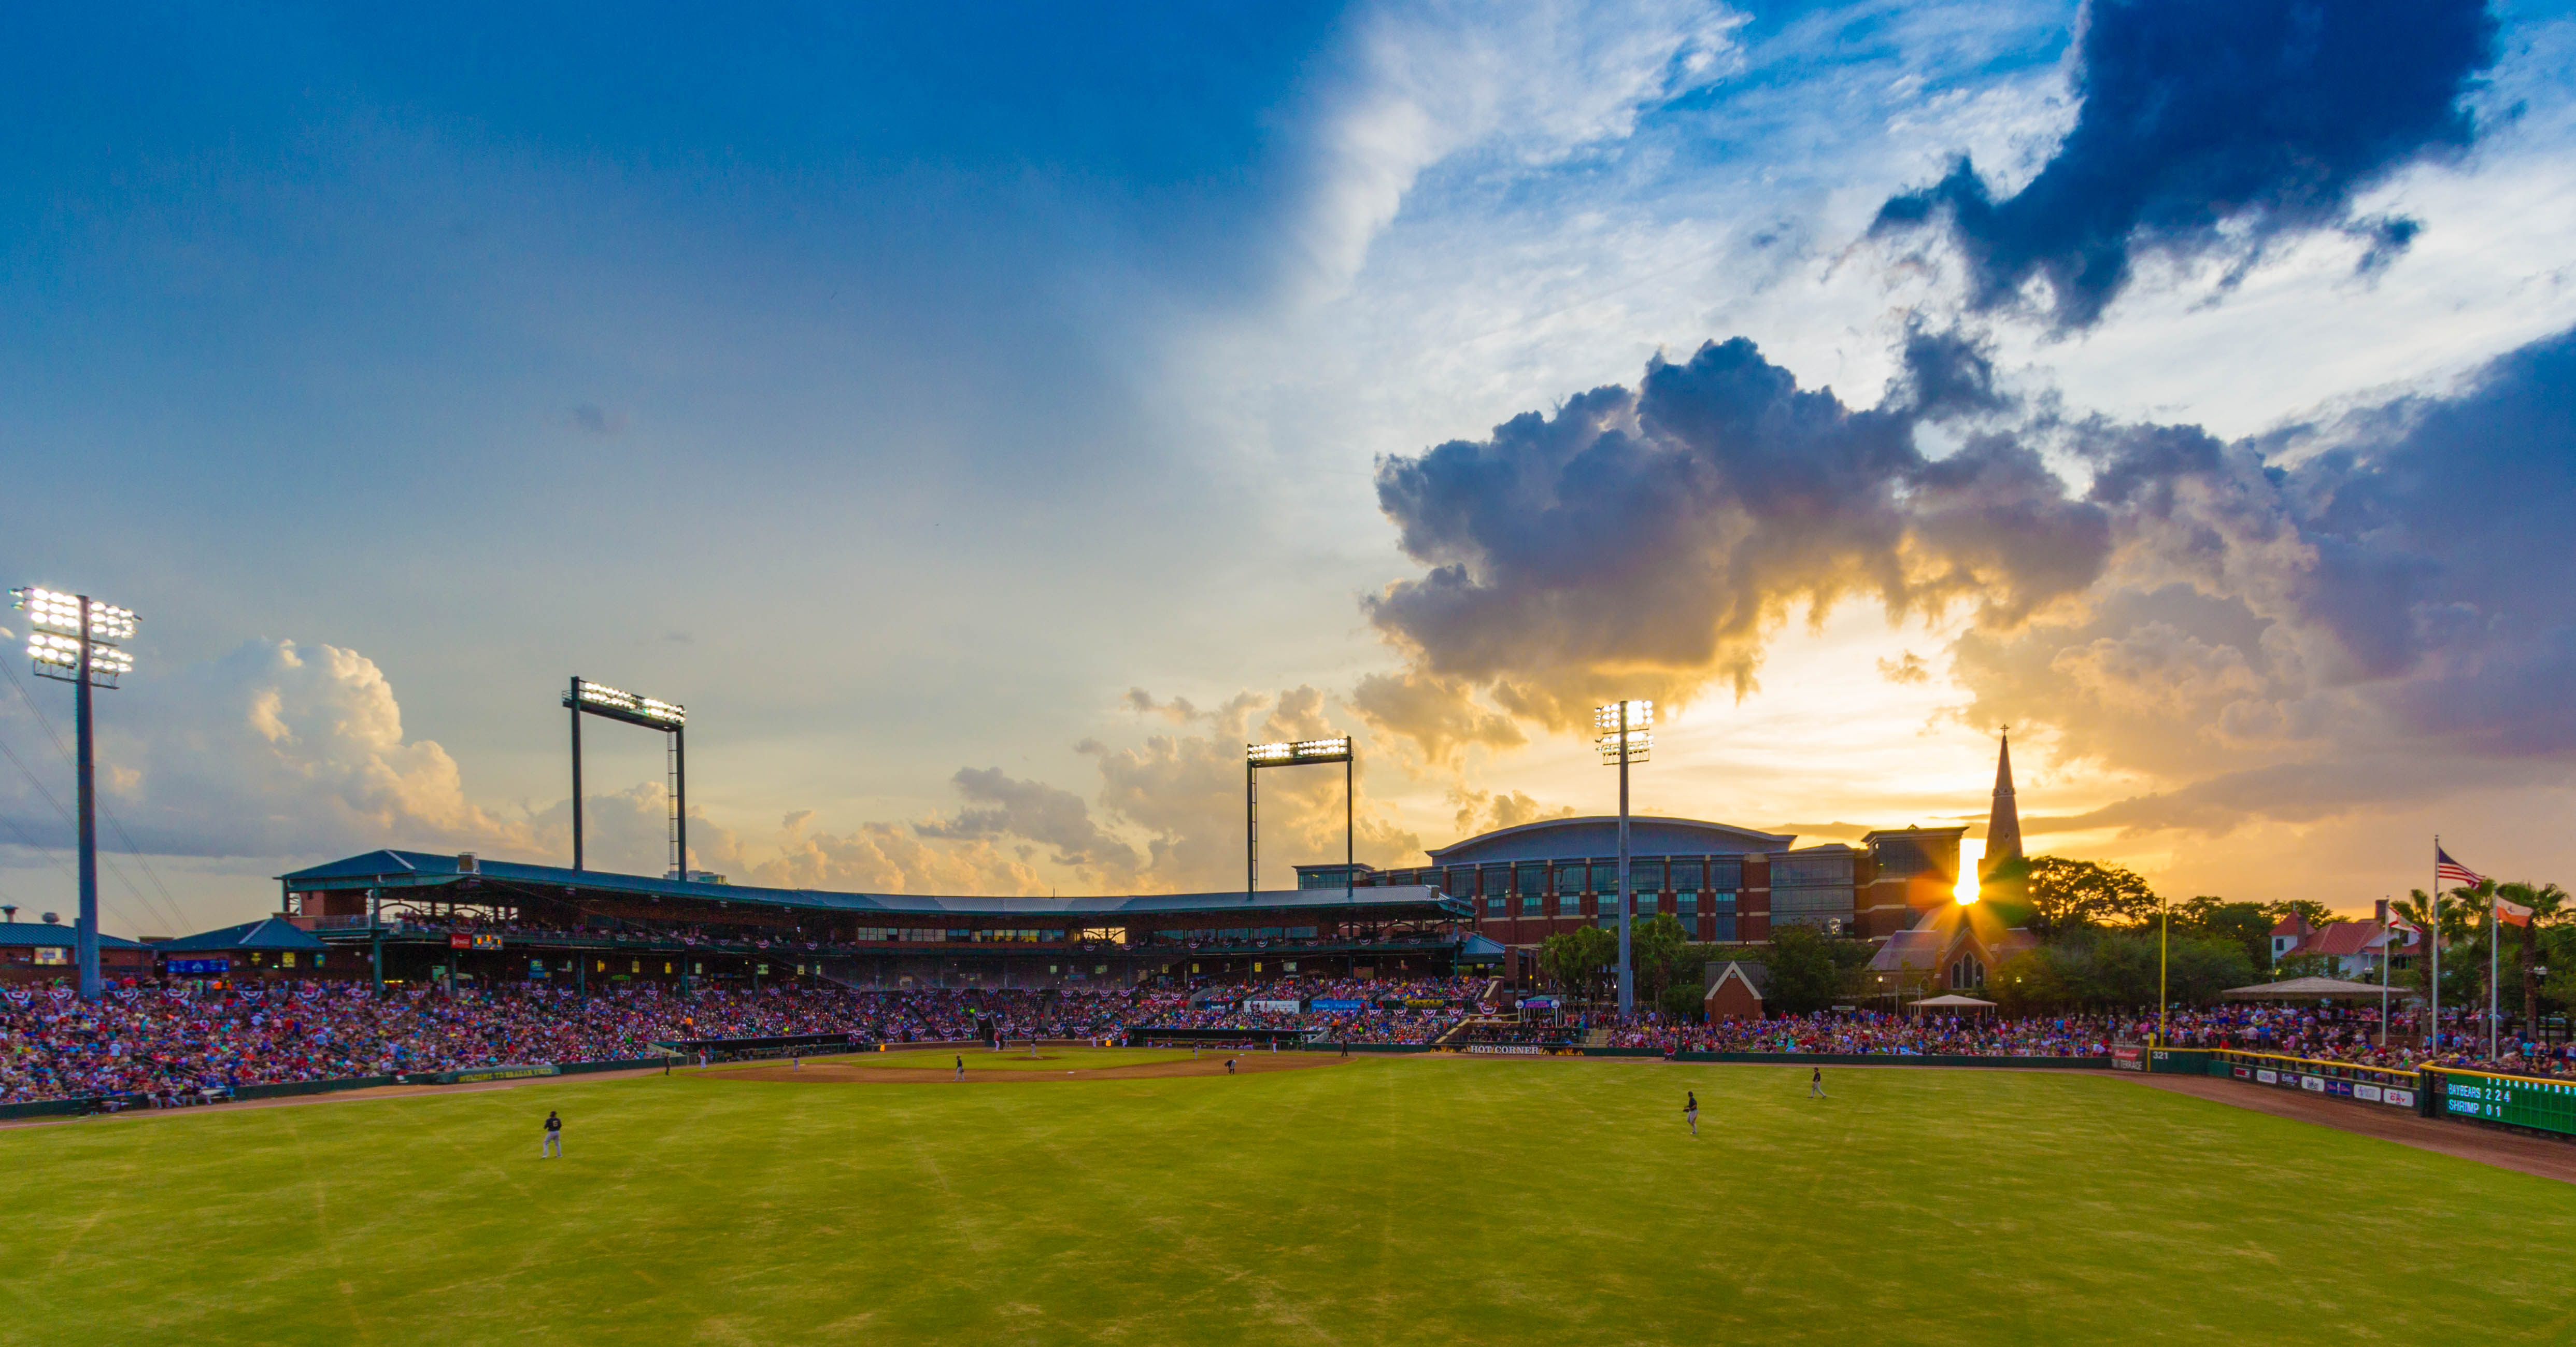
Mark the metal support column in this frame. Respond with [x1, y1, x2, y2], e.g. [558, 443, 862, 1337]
[1615, 700, 1633, 1017]
[73, 598, 99, 1001]
[569, 675, 585, 872]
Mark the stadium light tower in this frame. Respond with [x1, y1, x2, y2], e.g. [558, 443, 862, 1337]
[12, 587, 138, 1002]
[1245, 736, 1355, 900]
[1596, 700, 1652, 1017]
[563, 677, 689, 877]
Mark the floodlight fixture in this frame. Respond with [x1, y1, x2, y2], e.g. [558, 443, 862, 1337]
[1593, 699, 1653, 1016]
[1244, 736, 1357, 900]
[11, 586, 139, 1002]
[1246, 736, 1351, 766]
[1594, 700, 1652, 763]
[574, 680, 687, 728]
[564, 675, 691, 878]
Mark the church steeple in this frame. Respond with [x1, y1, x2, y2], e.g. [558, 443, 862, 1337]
[1981, 729, 2023, 884]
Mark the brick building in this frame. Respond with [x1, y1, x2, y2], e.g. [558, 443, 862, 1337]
[1298, 814, 1966, 953]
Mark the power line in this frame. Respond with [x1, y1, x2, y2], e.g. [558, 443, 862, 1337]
[0, 806, 141, 932]
[1, 661, 192, 934]
[0, 720, 170, 937]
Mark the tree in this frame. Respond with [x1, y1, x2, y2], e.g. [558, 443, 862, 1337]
[2390, 887, 2478, 1039]
[2169, 897, 2273, 970]
[2261, 899, 2336, 933]
[1763, 924, 1848, 1015]
[2025, 857, 2160, 937]
[1631, 913, 1689, 1014]
[2496, 882, 2570, 1029]
[1538, 927, 1617, 1003]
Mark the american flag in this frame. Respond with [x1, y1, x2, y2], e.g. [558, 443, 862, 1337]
[2434, 846, 2483, 891]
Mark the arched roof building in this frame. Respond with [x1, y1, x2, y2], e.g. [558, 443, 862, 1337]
[1298, 814, 1965, 947]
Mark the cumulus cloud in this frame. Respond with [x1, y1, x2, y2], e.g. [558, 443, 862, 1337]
[1349, 669, 1525, 768]
[1872, 0, 2498, 328]
[1086, 686, 1424, 892]
[1949, 322, 2576, 826]
[1367, 328, 2109, 728]
[744, 812, 1043, 896]
[916, 767, 1142, 879]
[1365, 282, 2576, 841]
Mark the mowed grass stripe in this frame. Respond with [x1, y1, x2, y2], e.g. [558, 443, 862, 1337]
[3, 1056, 2568, 1345]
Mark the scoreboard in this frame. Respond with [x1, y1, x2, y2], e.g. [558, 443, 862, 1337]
[2441, 1070, 2576, 1136]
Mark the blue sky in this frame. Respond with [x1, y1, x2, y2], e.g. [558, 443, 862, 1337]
[5, 1, 2575, 935]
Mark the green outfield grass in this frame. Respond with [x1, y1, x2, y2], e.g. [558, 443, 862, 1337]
[5, 1056, 2568, 1345]
[865, 1046, 1200, 1071]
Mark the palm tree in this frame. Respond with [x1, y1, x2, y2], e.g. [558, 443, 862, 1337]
[2499, 882, 2571, 1031]
[2390, 888, 2475, 1044]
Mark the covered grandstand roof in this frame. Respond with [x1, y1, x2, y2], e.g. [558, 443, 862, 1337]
[0, 921, 149, 949]
[156, 916, 329, 953]
[278, 849, 1471, 922]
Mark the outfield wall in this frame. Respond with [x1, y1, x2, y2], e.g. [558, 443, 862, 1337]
[1670, 1052, 2109, 1069]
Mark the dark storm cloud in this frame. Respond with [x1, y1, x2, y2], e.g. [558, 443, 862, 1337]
[1873, 0, 2497, 328]
[1369, 311, 2576, 828]
[1366, 331, 2110, 728]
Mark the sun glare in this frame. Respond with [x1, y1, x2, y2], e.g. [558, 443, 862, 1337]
[1954, 838, 1984, 904]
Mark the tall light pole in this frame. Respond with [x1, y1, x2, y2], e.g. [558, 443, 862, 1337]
[12, 587, 137, 1002]
[563, 677, 688, 875]
[2157, 889, 2169, 1045]
[1245, 737, 1355, 898]
[1596, 700, 1652, 1017]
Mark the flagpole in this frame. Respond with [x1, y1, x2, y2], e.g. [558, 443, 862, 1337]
[2430, 836, 2441, 1060]
[2488, 890, 2498, 1062]
[2379, 895, 2388, 1051]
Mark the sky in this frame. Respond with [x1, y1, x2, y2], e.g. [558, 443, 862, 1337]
[4, 0, 2575, 937]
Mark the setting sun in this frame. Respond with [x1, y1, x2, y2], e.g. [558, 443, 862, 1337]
[1954, 838, 1985, 904]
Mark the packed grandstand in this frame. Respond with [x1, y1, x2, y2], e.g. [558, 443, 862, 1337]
[11, 973, 2568, 1107]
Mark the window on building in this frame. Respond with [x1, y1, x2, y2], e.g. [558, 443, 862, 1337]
[1483, 868, 1513, 898]
[1521, 894, 1544, 917]
[1589, 863, 1617, 894]
[1709, 858, 1745, 890]
[1949, 954, 1985, 989]
[1676, 891, 1698, 917]
[1628, 859, 1664, 892]
[1671, 860, 1705, 891]
[1711, 914, 1737, 941]
[1445, 868, 1475, 896]
[1516, 863, 1547, 897]
[1774, 852, 1854, 886]
[1556, 864, 1585, 894]
[1484, 896, 1505, 917]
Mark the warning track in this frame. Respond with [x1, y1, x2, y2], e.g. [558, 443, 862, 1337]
[2123, 1073, 2576, 1184]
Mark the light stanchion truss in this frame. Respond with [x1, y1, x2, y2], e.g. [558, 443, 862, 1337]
[563, 676, 690, 878]
[1596, 700, 1653, 1017]
[12, 587, 139, 1002]
[1246, 736, 1355, 900]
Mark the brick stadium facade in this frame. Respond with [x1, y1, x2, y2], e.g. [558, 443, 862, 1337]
[1298, 815, 1966, 948]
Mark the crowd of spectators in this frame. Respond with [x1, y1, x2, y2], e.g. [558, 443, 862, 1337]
[13, 974, 2569, 1107]
[2148, 1004, 2576, 1079]
[1126, 975, 1486, 1044]
[0, 974, 1493, 1103]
